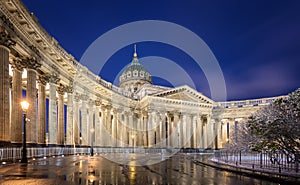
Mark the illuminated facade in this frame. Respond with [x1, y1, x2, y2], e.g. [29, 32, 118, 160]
[0, 0, 286, 149]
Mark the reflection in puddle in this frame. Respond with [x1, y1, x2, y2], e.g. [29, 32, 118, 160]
[8, 154, 281, 185]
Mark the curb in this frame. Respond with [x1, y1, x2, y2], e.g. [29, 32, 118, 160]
[193, 159, 300, 184]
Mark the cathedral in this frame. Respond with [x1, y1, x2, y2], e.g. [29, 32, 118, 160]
[0, 0, 286, 150]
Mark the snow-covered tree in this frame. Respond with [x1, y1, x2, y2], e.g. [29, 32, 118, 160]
[247, 88, 300, 163]
[225, 120, 259, 151]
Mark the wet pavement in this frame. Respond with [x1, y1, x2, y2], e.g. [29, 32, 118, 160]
[0, 153, 281, 185]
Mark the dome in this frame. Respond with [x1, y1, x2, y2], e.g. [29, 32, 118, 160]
[119, 45, 152, 92]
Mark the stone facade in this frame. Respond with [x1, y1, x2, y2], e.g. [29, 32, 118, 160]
[0, 0, 287, 149]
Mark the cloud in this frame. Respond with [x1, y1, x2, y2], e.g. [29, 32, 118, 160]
[225, 61, 299, 100]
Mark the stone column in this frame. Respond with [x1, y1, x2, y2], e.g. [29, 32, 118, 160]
[192, 115, 197, 149]
[123, 111, 128, 146]
[194, 115, 201, 148]
[214, 119, 221, 150]
[142, 112, 148, 147]
[94, 100, 101, 146]
[88, 99, 95, 146]
[147, 111, 156, 147]
[159, 112, 166, 148]
[10, 58, 25, 143]
[48, 74, 59, 145]
[210, 118, 216, 149]
[80, 94, 88, 146]
[57, 84, 65, 145]
[167, 113, 173, 147]
[66, 86, 73, 145]
[24, 57, 41, 144]
[221, 121, 227, 148]
[94, 107, 101, 146]
[100, 105, 106, 146]
[137, 113, 143, 146]
[115, 109, 123, 147]
[0, 27, 15, 142]
[128, 111, 134, 147]
[230, 119, 235, 143]
[179, 114, 184, 148]
[112, 109, 117, 147]
[152, 113, 157, 147]
[182, 114, 187, 148]
[73, 94, 80, 145]
[202, 116, 208, 148]
[37, 75, 47, 144]
[173, 112, 180, 148]
[206, 116, 213, 149]
[106, 105, 112, 146]
[185, 114, 191, 148]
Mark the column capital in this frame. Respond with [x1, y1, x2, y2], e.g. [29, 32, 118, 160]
[100, 104, 106, 111]
[135, 113, 143, 119]
[148, 110, 156, 117]
[116, 108, 123, 114]
[57, 83, 65, 95]
[74, 93, 81, 102]
[188, 113, 197, 117]
[0, 29, 16, 49]
[130, 107, 135, 112]
[29, 45, 41, 59]
[106, 104, 112, 111]
[158, 111, 166, 119]
[37, 75, 48, 86]
[22, 56, 41, 70]
[0, 15, 15, 48]
[112, 108, 117, 115]
[10, 57, 25, 72]
[171, 111, 180, 117]
[80, 94, 89, 101]
[192, 114, 198, 120]
[88, 99, 95, 107]
[95, 99, 101, 106]
[167, 111, 173, 118]
[142, 111, 148, 117]
[65, 85, 73, 94]
[48, 73, 60, 84]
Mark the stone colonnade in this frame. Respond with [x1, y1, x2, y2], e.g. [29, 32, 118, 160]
[213, 118, 245, 149]
[93, 109, 214, 149]
[0, 20, 217, 149]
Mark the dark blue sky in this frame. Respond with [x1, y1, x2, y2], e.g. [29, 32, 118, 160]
[22, 0, 300, 101]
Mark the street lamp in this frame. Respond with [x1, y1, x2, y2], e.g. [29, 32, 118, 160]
[20, 100, 29, 163]
[131, 134, 135, 153]
[90, 128, 94, 156]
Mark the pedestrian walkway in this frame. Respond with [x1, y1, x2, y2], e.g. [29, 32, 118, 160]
[0, 153, 282, 185]
[193, 157, 300, 184]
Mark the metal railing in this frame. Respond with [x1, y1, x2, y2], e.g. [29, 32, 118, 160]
[0, 147, 89, 162]
[0, 147, 214, 162]
[214, 150, 299, 174]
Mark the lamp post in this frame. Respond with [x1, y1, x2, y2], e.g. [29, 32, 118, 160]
[131, 134, 135, 153]
[21, 100, 29, 163]
[90, 128, 94, 156]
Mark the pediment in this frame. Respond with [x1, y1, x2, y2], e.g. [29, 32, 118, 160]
[151, 85, 213, 104]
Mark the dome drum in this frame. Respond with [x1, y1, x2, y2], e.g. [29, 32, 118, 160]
[119, 45, 152, 92]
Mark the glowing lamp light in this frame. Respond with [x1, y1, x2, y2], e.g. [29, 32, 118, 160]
[21, 101, 29, 111]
